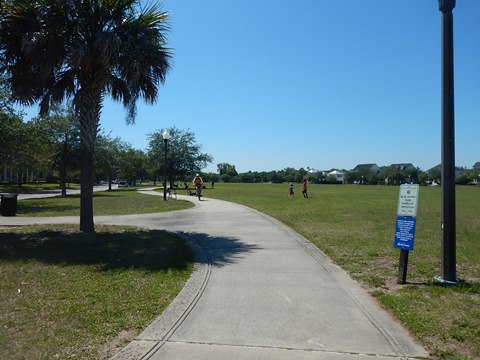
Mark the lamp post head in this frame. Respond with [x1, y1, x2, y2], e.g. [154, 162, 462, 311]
[439, 0, 455, 12]
[162, 129, 171, 140]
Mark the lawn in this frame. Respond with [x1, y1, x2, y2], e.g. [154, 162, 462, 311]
[204, 183, 480, 359]
[0, 181, 72, 193]
[16, 188, 193, 216]
[0, 224, 194, 359]
[1, 188, 194, 359]
[1, 183, 478, 359]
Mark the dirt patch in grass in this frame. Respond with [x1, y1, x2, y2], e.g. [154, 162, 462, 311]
[98, 329, 138, 359]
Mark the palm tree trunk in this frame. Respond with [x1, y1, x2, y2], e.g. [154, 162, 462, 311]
[80, 141, 95, 233]
[78, 88, 102, 233]
[60, 133, 69, 196]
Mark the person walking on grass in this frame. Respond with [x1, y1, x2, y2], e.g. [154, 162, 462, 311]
[302, 179, 308, 198]
[289, 184, 294, 198]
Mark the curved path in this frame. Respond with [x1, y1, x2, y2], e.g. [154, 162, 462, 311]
[0, 192, 428, 359]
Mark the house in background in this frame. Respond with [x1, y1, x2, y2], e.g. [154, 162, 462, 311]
[353, 164, 380, 173]
[327, 170, 345, 184]
[473, 162, 480, 171]
[390, 163, 415, 172]
[427, 164, 465, 182]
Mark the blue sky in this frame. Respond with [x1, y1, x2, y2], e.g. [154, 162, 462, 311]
[20, 0, 480, 173]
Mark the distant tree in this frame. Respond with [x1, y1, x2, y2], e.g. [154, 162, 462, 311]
[462, 169, 480, 185]
[217, 163, 238, 182]
[0, 76, 24, 170]
[305, 170, 320, 184]
[344, 171, 359, 184]
[200, 172, 219, 185]
[0, 109, 54, 185]
[366, 172, 380, 185]
[1, 0, 172, 233]
[381, 166, 403, 185]
[269, 171, 284, 183]
[35, 105, 81, 195]
[0, 113, 25, 182]
[238, 171, 265, 183]
[429, 167, 441, 184]
[238, 171, 254, 183]
[281, 167, 295, 183]
[147, 127, 213, 185]
[95, 134, 123, 190]
[298, 167, 308, 180]
[118, 146, 148, 186]
[418, 171, 429, 185]
[404, 167, 420, 184]
[0, 110, 22, 169]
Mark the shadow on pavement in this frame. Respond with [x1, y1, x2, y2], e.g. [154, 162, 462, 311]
[180, 232, 262, 268]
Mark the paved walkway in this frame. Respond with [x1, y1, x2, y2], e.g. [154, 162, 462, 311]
[0, 191, 428, 359]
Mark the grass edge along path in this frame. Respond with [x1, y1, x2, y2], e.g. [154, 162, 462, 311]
[0, 224, 194, 359]
[205, 183, 480, 360]
[16, 188, 193, 217]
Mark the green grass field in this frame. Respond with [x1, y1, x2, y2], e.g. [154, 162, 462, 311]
[0, 224, 194, 359]
[1, 183, 478, 359]
[16, 188, 193, 216]
[0, 186, 195, 359]
[205, 183, 480, 359]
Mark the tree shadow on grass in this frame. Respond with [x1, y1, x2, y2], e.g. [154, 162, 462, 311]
[17, 203, 79, 216]
[1, 228, 192, 272]
[0, 227, 261, 272]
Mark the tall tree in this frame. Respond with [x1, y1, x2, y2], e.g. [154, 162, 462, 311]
[117, 145, 149, 186]
[0, 0, 171, 233]
[35, 105, 81, 195]
[95, 134, 123, 190]
[148, 127, 213, 185]
[0, 114, 52, 185]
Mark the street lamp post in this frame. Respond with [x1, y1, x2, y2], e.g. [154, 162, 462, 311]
[437, 0, 458, 283]
[162, 129, 171, 201]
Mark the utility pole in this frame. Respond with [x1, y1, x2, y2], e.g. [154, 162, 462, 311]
[437, 0, 458, 283]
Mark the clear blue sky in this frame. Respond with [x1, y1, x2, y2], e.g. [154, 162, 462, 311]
[21, 0, 480, 173]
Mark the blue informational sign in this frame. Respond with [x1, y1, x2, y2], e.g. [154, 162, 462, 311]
[394, 216, 416, 251]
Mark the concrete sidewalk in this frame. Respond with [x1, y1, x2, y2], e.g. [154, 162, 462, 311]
[0, 193, 428, 359]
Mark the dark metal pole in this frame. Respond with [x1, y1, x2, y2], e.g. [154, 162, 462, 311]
[163, 138, 168, 201]
[397, 249, 409, 284]
[438, 0, 457, 282]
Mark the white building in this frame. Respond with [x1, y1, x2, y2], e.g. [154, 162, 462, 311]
[327, 170, 345, 184]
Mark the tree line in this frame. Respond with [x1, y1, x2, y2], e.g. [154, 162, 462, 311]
[0, 104, 213, 190]
[210, 163, 480, 186]
[3, 94, 476, 190]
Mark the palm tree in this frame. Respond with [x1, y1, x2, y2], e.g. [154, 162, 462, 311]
[0, 0, 171, 233]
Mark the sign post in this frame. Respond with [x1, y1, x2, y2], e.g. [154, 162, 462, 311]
[394, 184, 419, 284]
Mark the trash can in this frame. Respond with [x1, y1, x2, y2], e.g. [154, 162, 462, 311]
[1, 193, 18, 216]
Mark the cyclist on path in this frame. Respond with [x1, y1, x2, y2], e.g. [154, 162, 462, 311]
[193, 174, 203, 200]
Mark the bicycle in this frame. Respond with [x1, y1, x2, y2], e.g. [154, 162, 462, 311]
[167, 188, 177, 200]
[194, 185, 202, 200]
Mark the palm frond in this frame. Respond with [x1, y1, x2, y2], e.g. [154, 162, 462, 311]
[1, 0, 172, 124]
